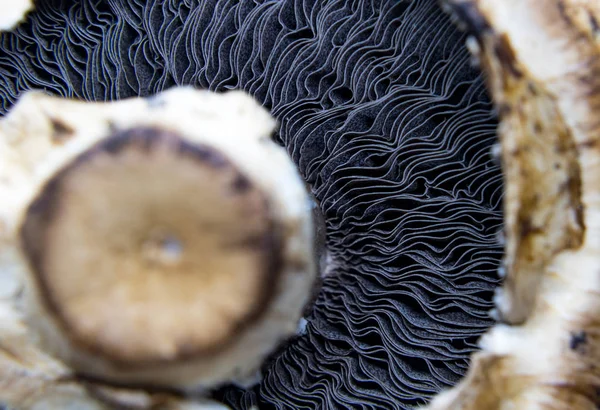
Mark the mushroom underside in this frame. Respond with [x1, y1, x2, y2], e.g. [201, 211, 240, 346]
[0, 0, 504, 409]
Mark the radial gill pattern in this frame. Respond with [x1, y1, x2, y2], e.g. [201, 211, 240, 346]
[0, 0, 503, 408]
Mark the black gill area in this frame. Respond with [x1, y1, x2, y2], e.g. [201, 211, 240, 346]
[0, 0, 503, 408]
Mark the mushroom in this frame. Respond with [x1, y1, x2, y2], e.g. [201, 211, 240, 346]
[0, 0, 506, 408]
[0, 0, 33, 31]
[421, 0, 600, 409]
[0, 87, 317, 404]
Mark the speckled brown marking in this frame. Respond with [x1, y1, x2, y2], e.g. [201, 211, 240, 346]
[496, 75, 584, 324]
[590, 14, 599, 35]
[49, 117, 74, 145]
[570, 331, 588, 352]
[231, 174, 251, 193]
[494, 34, 522, 79]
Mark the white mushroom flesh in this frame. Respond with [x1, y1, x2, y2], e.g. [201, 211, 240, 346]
[0, 0, 33, 31]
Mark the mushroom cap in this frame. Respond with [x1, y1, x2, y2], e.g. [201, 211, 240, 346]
[0, 88, 317, 389]
[423, 0, 600, 408]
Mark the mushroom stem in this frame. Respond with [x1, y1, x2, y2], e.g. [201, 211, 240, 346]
[422, 0, 600, 408]
[0, 88, 317, 397]
[0, 0, 33, 31]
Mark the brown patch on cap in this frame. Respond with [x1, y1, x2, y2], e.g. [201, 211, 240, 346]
[494, 34, 523, 79]
[20, 127, 283, 368]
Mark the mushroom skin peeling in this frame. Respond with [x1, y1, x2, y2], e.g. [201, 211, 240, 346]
[423, 0, 600, 409]
[0, 88, 317, 396]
